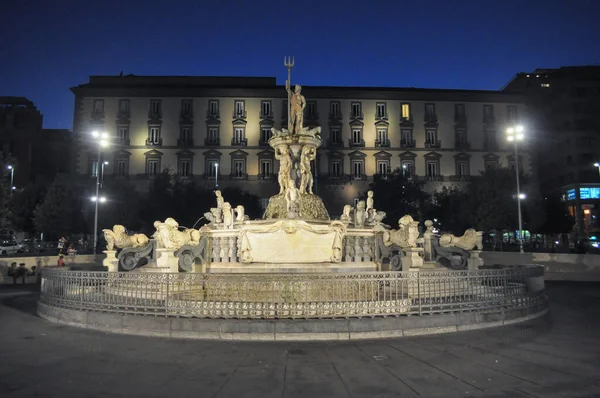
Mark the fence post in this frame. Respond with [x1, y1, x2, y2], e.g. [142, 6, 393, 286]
[165, 274, 169, 317]
[417, 271, 422, 315]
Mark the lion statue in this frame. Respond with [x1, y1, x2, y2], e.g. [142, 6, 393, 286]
[102, 225, 149, 251]
[382, 215, 420, 248]
[439, 228, 482, 251]
[153, 217, 201, 250]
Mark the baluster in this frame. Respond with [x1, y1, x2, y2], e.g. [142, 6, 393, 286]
[362, 236, 371, 261]
[229, 236, 236, 262]
[354, 236, 362, 262]
[344, 236, 354, 262]
[220, 237, 229, 262]
[212, 236, 220, 263]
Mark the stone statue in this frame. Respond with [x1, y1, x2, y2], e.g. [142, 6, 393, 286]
[222, 202, 234, 229]
[215, 190, 224, 209]
[299, 146, 316, 194]
[340, 205, 353, 221]
[275, 145, 293, 194]
[102, 225, 149, 251]
[366, 191, 374, 212]
[235, 205, 245, 222]
[153, 218, 201, 250]
[209, 208, 222, 224]
[285, 176, 301, 219]
[439, 228, 482, 251]
[382, 215, 420, 249]
[355, 201, 366, 228]
[204, 211, 215, 224]
[286, 81, 306, 134]
[373, 210, 386, 225]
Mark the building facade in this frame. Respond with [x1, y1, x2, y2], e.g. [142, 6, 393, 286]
[71, 75, 528, 213]
[504, 66, 600, 238]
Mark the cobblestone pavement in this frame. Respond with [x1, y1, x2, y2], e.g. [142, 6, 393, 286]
[1, 282, 599, 398]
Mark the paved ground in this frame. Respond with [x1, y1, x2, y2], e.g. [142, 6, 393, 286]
[1, 283, 599, 398]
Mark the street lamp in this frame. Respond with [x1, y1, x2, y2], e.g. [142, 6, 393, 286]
[7, 165, 14, 195]
[91, 131, 109, 253]
[594, 163, 600, 178]
[215, 163, 219, 188]
[507, 125, 525, 254]
[100, 161, 109, 188]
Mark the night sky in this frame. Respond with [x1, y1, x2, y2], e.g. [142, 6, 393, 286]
[3, 0, 599, 129]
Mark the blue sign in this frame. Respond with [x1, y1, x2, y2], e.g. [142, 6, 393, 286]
[567, 189, 576, 200]
[579, 187, 600, 200]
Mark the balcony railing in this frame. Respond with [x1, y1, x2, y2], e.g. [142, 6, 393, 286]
[328, 139, 343, 148]
[233, 110, 247, 119]
[424, 114, 437, 123]
[114, 137, 130, 146]
[483, 116, 496, 124]
[454, 114, 467, 123]
[350, 112, 364, 121]
[117, 111, 130, 119]
[180, 111, 193, 120]
[425, 175, 444, 181]
[230, 173, 248, 180]
[375, 112, 388, 121]
[260, 111, 273, 120]
[348, 139, 365, 148]
[148, 111, 162, 119]
[328, 112, 342, 121]
[91, 111, 104, 120]
[483, 140, 498, 151]
[231, 138, 248, 146]
[145, 138, 162, 146]
[449, 175, 472, 182]
[177, 138, 193, 147]
[206, 110, 220, 119]
[425, 140, 441, 149]
[455, 141, 471, 150]
[204, 138, 220, 146]
[375, 139, 390, 148]
[400, 139, 416, 148]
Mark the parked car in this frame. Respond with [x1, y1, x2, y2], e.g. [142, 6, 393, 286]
[0, 240, 23, 255]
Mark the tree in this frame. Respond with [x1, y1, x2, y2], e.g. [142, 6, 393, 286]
[367, 169, 430, 225]
[8, 177, 49, 234]
[427, 186, 469, 234]
[95, 179, 144, 233]
[538, 195, 575, 235]
[33, 180, 85, 240]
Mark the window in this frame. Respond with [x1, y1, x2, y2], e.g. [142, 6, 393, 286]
[352, 129, 362, 144]
[233, 127, 245, 144]
[118, 100, 130, 116]
[208, 100, 219, 117]
[117, 126, 129, 140]
[330, 161, 341, 177]
[179, 159, 191, 177]
[233, 159, 245, 178]
[507, 105, 518, 121]
[483, 105, 494, 121]
[377, 160, 389, 175]
[147, 160, 159, 176]
[261, 101, 271, 117]
[149, 126, 160, 144]
[377, 129, 387, 143]
[330, 129, 340, 143]
[457, 161, 468, 176]
[401, 161, 414, 177]
[454, 104, 465, 118]
[260, 128, 271, 143]
[208, 128, 219, 144]
[90, 160, 99, 177]
[150, 100, 161, 117]
[181, 127, 192, 143]
[260, 159, 272, 178]
[426, 161, 438, 177]
[234, 100, 245, 118]
[456, 129, 467, 145]
[181, 100, 192, 117]
[401, 103, 411, 119]
[426, 129, 437, 144]
[401, 129, 413, 145]
[376, 103, 386, 118]
[351, 102, 362, 119]
[306, 102, 317, 118]
[207, 160, 219, 178]
[330, 102, 341, 118]
[93, 99, 104, 113]
[352, 161, 363, 178]
[116, 159, 127, 177]
[425, 103, 436, 120]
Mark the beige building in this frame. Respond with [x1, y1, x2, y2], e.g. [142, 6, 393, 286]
[70, 75, 528, 212]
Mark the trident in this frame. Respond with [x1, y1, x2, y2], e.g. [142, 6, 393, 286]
[284, 56, 294, 132]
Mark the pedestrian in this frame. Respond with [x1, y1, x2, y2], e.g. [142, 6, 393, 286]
[57, 255, 65, 267]
[17, 263, 27, 284]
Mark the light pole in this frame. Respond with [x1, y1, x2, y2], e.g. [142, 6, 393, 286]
[507, 125, 525, 254]
[6, 165, 14, 195]
[91, 131, 109, 253]
[215, 163, 219, 188]
[594, 163, 600, 178]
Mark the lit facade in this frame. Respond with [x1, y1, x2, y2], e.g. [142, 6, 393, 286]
[71, 75, 529, 212]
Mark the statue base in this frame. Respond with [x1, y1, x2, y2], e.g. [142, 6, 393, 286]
[103, 250, 119, 272]
[264, 193, 329, 221]
[402, 247, 424, 271]
[154, 248, 179, 273]
[468, 250, 484, 271]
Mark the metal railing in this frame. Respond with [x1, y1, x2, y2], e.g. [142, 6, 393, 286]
[39, 266, 546, 319]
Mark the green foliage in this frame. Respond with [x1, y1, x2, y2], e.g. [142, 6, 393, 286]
[427, 186, 469, 234]
[33, 180, 86, 240]
[8, 177, 49, 234]
[538, 195, 575, 234]
[367, 169, 430, 225]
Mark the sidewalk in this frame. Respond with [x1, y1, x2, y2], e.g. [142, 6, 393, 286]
[1, 282, 599, 398]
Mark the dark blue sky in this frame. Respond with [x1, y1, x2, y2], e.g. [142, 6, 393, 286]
[3, 0, 599, 129]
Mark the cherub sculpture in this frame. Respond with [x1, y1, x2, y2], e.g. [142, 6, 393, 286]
[102, 225, 149, 251]
[340, 205, 353, 221]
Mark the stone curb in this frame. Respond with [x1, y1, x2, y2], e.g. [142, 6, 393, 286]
[37, 301, 549, 341]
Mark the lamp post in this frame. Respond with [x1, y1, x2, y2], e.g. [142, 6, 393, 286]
[6, 165, 14, 195]
[91, 131, 109, 253]
[507, 125, 525, 254]
[215, 163, 219, 188]
[100, 161, 109, 188]
[594, 163, 600, 178]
